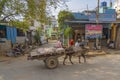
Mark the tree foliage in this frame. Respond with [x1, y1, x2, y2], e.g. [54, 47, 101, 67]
[0, 0, 68, 32]
[64, 26, 73, 38]
[0, 0, 27, 22]
[25, 0, 47, 23]
[34, 27, 43, 45]
[58, 10, 74, 46]
[9, 20, 30, 32]
[58, 10, 74, 30]
[0, 0, 68, 23]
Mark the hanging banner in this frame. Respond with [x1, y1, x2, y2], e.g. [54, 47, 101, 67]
[85, 24, 102, 39]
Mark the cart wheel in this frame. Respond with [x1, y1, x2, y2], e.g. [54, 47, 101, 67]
[45, 56, 58, 69]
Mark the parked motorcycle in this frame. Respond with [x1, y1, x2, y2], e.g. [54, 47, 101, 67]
[12, 43, 25, 57]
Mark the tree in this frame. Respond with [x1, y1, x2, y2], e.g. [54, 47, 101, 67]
[58, 10, 74, 30]
[64, 26, 73, 38]
[9, 20, 30, 32]
[64, 26, 73, 46]
[0, 0, 27, 22]
[0, 0, 68, 23]
[25, 0, 47, 24]
[58, 10, 74, 46]
[25, 0, 69, 25]
[34, 27, 43, 45]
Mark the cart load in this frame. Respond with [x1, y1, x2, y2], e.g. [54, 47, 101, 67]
[37, 48, 65, 55]
[37, 47, 56, 55]
[28, 47, 65, 69]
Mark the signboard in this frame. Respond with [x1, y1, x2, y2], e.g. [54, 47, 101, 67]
[85, 24, 102, 39]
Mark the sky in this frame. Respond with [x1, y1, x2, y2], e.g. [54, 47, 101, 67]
[52, 0, 115, 18]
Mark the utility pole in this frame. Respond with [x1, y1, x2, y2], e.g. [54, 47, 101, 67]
[110, 0, 112, 7]
[87, 4, 89, 17]
[96, 0, 100, 50]
[96, 0, 100, 24]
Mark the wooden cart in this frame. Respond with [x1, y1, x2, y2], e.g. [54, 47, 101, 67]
[28, 51, 65, 69]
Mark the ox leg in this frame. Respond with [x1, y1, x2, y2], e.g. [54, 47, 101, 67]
[82, 54, 86, 63]
[69, 55, 73, 64]
[63, 55, 68, 65]
[78, 55, 81, 63]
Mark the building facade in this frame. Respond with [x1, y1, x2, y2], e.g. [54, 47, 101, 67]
[113, 0, 120, 18]
[65, 1, 120, 49]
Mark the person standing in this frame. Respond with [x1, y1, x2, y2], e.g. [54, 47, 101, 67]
[69, 39, 74, 47]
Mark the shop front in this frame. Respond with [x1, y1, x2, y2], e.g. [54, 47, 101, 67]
[0, 25, 17, 55]
[65, 21, 120, 49]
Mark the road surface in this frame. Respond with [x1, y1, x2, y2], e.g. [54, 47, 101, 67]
[0, 42, 120, 80]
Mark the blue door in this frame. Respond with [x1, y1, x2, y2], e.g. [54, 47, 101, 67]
[6, 27, 17, 44]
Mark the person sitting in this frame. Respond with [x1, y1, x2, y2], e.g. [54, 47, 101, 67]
[75, 40, 80, 47]
[54, 39, 63, 48]
[108, 41, 114, 49]
[79, 39, 86, 47]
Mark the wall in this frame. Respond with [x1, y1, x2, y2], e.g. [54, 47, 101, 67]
[16, 37, 26, 43]
[115, 26, 120, 49]
[0, 25, 18, 55]
[0, 40, 11, 55]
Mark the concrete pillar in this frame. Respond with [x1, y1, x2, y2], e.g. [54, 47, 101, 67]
[111, 24, 117, 41]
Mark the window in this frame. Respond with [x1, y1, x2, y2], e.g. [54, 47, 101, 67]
[17, 29, 25, 36]
[0, 29, 6, 38]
